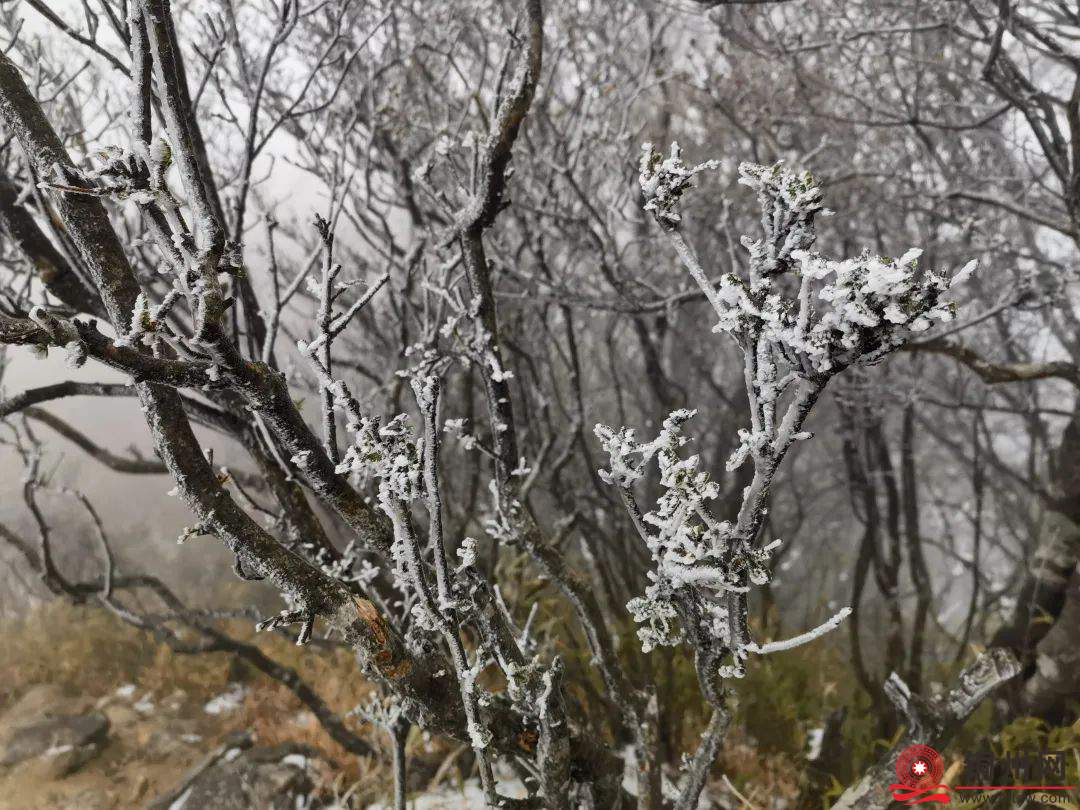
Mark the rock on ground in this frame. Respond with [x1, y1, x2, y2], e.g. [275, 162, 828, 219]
[0, 711, 110, 779]
[150, 734, 320, 810]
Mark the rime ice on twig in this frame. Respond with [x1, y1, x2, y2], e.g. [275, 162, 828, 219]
[325, 373, 505, 799]
[745, 606, 853, 654]
[609, 146, 976, 688]
[639, 142, 719, 229]
[597, 411, 825, 673]
[256, 608, 316, 646]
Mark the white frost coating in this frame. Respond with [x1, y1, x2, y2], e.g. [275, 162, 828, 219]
[455, 536, 478, 573]
[468, 719, 493, 750]
[951, 259, 978, 288]
[612, 150, 974, 682]
[639, 142, 719, 227]
[745, 606, 852, 654]
[595, 409, 698, 487]
[643, 153, 975, 378]
[63, 340, 87, 369]
[626, 596, 681, 653]
[806, 727, 825, 761]
[365, 777, 528, 809]
[112, 289, 184, 350]
[336, 414, 422, 504]
[598, 410, 778, 665]
[443, 418, 469, 434]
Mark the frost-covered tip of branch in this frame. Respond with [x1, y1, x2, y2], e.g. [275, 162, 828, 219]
[455, 536, 478, 573]
[642, 156, 978, 379]
[626, 594, 682, 653]
[745, 606, 852, 655]
[594, 408, 696, 487]
[738, 161, 828, 224]
[737, 160, 827, 281]
[599, 406, 845, 678]
[773, 248, 977, 373]
[599, 410, 762, 657]
[710, 170, 976, 374]
[639, 142, 718, 229]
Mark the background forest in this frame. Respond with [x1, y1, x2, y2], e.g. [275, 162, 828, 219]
[0, 0, 1079, 807]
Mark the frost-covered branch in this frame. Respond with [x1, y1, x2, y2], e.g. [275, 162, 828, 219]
[332, 381, 502, 802]
[602, 144, 976, 715]
[745, 606, 853, 654]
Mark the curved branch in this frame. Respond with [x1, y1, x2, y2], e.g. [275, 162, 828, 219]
[24, 406, 169, 475]
[0, 381, 133, 419]
[0, 45, 507, 760]
[905, 338, 1080, 388]
[940, 190, 1074, 236]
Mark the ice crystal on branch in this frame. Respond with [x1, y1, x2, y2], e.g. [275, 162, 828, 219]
[626, 594, 682, 653]
[595, 408, 697, 487]
[639, 142, 718, 229]
[606, 148, 978, 685]
[597, 413, 737, 647]
[337, 414, 423, 503]
[643, 151, 977, 381]
[737, 161, 827, 279]
[455, 537, 478, 573]
[782, 248, 965, 372]
[113, 289, 183, 350]
[597, 411, 808, 674]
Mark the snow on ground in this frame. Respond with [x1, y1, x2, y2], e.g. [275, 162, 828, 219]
[202, 684, 248, 716]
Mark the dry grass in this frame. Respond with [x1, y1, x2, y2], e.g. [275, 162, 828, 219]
[0, 602, 233, 708]
[717, 729, 802, 805]
[0, 602, 477, 805]
[0, 599, 922, 808]
[1, 604, 379, 763]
